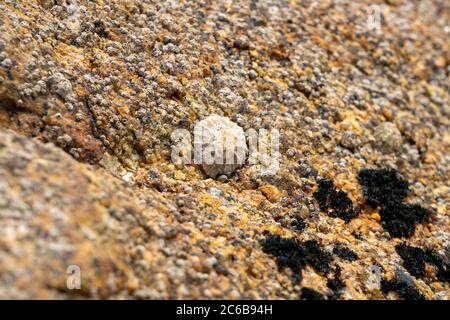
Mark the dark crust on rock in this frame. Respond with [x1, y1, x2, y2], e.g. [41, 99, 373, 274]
[381, 278, 425, 300]
[380, 203, 432, 238]
[313, 179, 360, 223]
[358, 168, 409, 207]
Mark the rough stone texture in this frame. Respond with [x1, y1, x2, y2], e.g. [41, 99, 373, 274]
[374, 122, 403, 154]
[0, 0, 449, 300]
[0, 130, 152, 298]
[195, 115, 247, 178]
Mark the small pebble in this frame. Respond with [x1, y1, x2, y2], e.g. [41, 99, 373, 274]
[248, 70, 258, 80]
[374, 122, 403, 154]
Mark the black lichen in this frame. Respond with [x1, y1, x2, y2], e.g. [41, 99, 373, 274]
[351, 231, 364, 240]
[333, 245, 358, 262]
[261, 233, 349, 298]
[396, 243, 450, 283]
[260, 233, 304, 283]
[93, 20, 109, 38]
[395, 243, 426, 278]
[358, 169, 409, 207]
[380, 203, 431, 238]
[302, 240, 333, 275]
[437, 263, 450, 283]
[291, 216, 306, 233]
[313, 179, 360, 223]
[425, 249, 450, 283]
[260, 233, 333, 283]
[358, 168, 433, 238]
[380, 277, 424, 300]
[300, 288, 325, 300]
[326, 266, 346, 300]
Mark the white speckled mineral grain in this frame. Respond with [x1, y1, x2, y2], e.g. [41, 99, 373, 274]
[195, 115, 247, 178]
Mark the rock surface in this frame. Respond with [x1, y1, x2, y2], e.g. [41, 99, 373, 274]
[0, 0, 449, 299]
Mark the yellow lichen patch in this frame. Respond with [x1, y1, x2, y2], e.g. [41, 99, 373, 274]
[249, 50, 259, 58]
[371, 213, 381, 222]
[348, 217, 383, 238]
[117, 105, 130, 116]
[301, 266, 330, 295]
[126, 275, 140, 292]
[198, 193, 225, 212]
[259, 184, 282, 203]
[240, 190, 267, 208]
[337, 114, 365, 135]
[173, 170, 186, 181]
[335, 172, 362, 202]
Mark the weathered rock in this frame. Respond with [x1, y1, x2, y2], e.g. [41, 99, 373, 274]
[195, 115, 247, 178]
[0, 130, 148, 298]
[374, 122, 403, 154]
